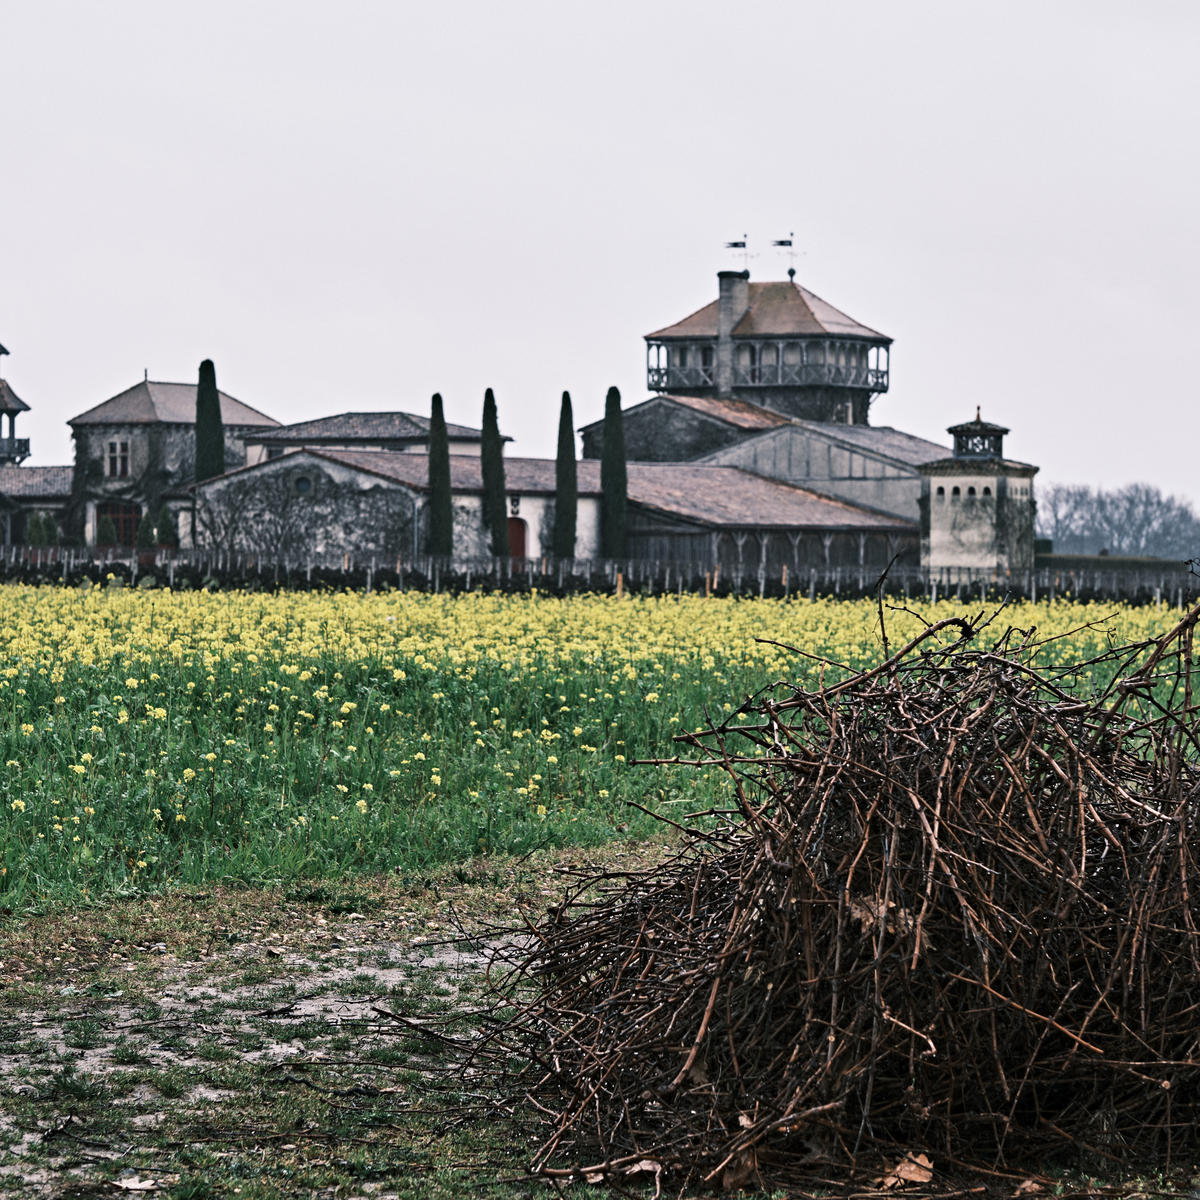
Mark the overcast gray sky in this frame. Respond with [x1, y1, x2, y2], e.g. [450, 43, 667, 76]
[4, 1, 1197, 502]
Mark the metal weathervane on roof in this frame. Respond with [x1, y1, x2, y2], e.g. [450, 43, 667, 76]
[772, 234, 801, 281]
[724, 235, 752, 270]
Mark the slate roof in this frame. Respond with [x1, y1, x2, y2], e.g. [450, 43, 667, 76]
[647, 280, 890, 342]
[252, 411, 486, 443]
[69, 380, 280, 428]
[787, 420, 949, 466]
[0, 379, 30, 414]
[0, 465, 73, 499]
[654, 394, 790, 430]
[256, 450, 913, 532]
[578, 394, 791, 440]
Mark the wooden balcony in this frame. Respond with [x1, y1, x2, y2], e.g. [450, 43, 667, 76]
[733, 363, 889, 391]
[0, 438, 30, 464]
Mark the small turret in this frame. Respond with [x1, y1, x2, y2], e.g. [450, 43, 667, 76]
[0, 345, 32, 465]
[918, 410, 1038, 572]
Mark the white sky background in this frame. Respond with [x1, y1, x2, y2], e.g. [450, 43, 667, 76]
[4, 1, 1197, 503]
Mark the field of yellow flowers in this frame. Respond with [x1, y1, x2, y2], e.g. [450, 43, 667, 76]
[0, 586, 1183, 909]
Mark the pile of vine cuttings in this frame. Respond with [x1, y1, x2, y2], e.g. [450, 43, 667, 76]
[466, 601, 1200, 1194]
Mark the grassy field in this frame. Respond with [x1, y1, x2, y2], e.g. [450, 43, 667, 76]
[0, 586, 1186, 912]
[0, 587, 1193, 1197]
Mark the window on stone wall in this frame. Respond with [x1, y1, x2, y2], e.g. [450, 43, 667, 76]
[106, 440, 130, 478]
[97, 502, 141, 546]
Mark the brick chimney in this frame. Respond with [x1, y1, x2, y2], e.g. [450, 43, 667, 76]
[715, 270, 749, 399]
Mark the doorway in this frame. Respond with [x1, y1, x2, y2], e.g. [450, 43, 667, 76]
[507, 517, 527, 557]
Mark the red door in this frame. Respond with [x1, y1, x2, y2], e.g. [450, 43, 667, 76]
[507, 517, 527, 557]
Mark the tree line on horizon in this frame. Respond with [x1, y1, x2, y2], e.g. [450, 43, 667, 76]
[1036, 481, 1200, 560]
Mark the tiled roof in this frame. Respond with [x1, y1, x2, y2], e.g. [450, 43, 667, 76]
[0, 465, 73, 499]
[577, 394, 790, 439]
[0, 379, 30, 414]
[253, 411, 485, 443]
[647, 280, 890, 342]
[919, 457, 1038, 476]
[285, 450, 913, 532]
[786, 420, 950, 466]
[69, 380, 280, 428]
[655, 394, 791, 430]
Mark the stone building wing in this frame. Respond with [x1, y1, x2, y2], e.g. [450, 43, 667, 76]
[578, 393, 790, 461]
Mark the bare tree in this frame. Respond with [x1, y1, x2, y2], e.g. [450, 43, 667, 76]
[1037, 482, 1200, 558]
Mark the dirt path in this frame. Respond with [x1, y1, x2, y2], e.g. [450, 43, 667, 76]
[0, 839, 676, 1200]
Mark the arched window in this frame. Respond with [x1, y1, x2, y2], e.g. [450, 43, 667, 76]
[967, 486, 976, 497]
[951, 486, 961, 498]
[936, 486, 945, 497]
[982, 486, 992, 496]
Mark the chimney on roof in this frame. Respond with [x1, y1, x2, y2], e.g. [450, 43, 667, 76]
[716, 270, 749, 399]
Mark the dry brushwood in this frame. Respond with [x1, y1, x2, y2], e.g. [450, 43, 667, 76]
[466, 601, 1200, 1192]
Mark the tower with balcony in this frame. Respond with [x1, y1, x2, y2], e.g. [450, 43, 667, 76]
[0, 345, 32, 465]
[644, 269, 892, 425]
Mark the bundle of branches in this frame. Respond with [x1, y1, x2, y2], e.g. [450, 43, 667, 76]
[471, 602, 1200, 1192]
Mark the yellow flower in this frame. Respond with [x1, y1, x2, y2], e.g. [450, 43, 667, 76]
[182, 767, 196, 781]
[356, 798, 368, 814]
[70, 764, 86, 775]
[175, 812, 186, 822]
[10, 799, 25, 812]
[19, 724, 33, 737]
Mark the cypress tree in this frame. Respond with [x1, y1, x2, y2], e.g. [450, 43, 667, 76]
[156, 503, 179, 548]
[480, 388, 510, 557]
[600, 385, 627, 559]
[135, 510, 157, 549]
[96, 514, 119, 547]
[194, 358, 225, 482]
[427, 393, 453, 558]
[26, 512, 46, 548]
[552, 391, 577, 559]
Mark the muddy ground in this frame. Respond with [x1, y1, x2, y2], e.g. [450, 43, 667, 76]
[0, 839, 677, 1200]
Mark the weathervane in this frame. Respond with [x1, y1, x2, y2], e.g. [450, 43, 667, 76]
[772, 233, 800, 281]
[724, 234, 751, 270]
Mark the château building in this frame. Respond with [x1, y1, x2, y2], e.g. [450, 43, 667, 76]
[0, 263, 1037, 574]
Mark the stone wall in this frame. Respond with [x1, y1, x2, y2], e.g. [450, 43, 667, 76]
[581, 400, 744, 462]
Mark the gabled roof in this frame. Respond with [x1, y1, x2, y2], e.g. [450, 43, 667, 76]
[211, 449, 913, 533]
[0, 465, 72, 499]
[69, 380, 280, 428]
[647, 280, 890, 342]
[787, 420, 949, 466]
[0, 379, 30, 414]
[251, 411, 486, 443]
[578, 393, 791, 438]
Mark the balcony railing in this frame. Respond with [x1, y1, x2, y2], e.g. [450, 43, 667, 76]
[0, 438, 30, 463]
[649, 365, 889, 393]
[648, 365, 715, 390]
[733, 363, 889, 390]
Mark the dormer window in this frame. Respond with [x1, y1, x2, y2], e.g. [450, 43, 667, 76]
[106, 440, 129, 478]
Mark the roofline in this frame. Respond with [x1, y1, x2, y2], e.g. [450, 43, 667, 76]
[67, 379, 281, 428]
[577, 393, 785, 436]
[645, 331, 894, 345]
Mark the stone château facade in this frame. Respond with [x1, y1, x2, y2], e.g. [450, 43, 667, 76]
[0, 265, 1037, 574]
